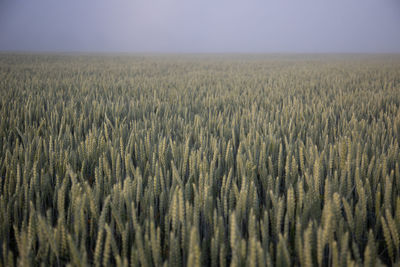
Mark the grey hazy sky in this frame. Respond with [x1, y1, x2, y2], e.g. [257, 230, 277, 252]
[0, 0, 399, 53]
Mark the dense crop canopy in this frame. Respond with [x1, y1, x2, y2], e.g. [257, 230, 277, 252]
[0, 54, 400, 266]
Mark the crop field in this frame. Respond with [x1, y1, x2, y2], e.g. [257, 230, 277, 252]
[0, 54, 400, 266]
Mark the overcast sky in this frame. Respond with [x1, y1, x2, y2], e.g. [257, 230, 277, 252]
[0, 0, 399, 53]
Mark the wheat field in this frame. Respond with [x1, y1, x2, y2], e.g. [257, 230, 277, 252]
[0, 54, 399, 266]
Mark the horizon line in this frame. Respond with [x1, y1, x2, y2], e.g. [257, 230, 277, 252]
[1, 50, 400, 56]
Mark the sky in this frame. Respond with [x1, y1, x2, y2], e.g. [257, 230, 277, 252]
[0, 0, 399, 53]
